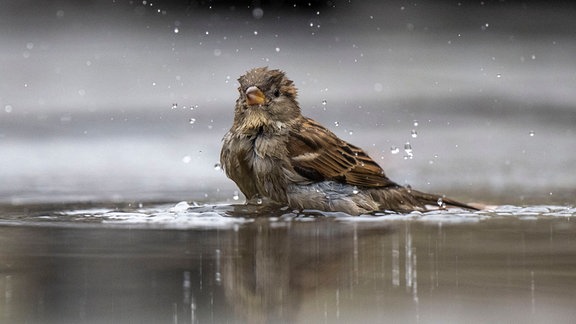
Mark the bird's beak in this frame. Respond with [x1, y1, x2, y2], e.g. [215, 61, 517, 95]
[246, 86, 265, 106]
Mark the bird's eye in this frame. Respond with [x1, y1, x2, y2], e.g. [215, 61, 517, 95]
[273, 89, 281, 97]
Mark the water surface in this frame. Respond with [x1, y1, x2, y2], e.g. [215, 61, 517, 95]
[1, 203, 575, 323]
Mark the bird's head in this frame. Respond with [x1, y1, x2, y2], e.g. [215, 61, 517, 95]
[234, 67, 301, 134]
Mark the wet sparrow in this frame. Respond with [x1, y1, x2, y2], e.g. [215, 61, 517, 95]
[220, 67, 478, 215]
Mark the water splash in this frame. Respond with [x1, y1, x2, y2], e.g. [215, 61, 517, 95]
[14, 204, 576, 229]
[437, 198, 446, 208]
[403, 142, 414, 159]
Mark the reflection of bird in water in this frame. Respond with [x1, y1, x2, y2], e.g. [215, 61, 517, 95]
[221, 67, 479, 215]
[221, 221, 387, 324]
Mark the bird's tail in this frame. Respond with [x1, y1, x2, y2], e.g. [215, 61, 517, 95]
[409, 188, 480, 211]
[369, 186, 480, 213]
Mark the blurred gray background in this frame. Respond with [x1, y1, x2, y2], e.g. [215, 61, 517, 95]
[1, 0, 575, 205]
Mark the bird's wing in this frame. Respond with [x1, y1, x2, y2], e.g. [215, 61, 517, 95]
[287, 117, 398, 188]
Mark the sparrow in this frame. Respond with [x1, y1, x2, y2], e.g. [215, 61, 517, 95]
[220, 67, 478, 215]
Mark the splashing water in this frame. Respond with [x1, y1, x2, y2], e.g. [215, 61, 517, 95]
[19, 204, 576, 229]
[403, 142, 414, 159]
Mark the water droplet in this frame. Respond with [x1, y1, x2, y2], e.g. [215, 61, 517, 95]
[173, 27, 179, 34]
[253, 30, 258, 35]
[529, 131, 535, 137]
[322, 99, 327, 106]
[252, 7, 264, 19]
[189, 118, 196, 124]
[232, 191, 239, 201]
[171, 103, 178, 109]
[413, 120, 419, 127]
[182, 155, 192, 164]
[390, 146, 400, 154]
[437, 198, 446, 208]
[352, 187, 359, 194]
[411, 129, 418, 138]
[60, 115, 72, 123]
[403, 142, 413, 159]
[531, 54, 536, 60]
[275, 47, 280, 52]
[4, 105, 13, 113]
[496, 73, 502, 78]
[256, 198, 263, 205]
[348, 130, 354, 135]
[214, 163, 222, 171]
[334, 121, 340, 127]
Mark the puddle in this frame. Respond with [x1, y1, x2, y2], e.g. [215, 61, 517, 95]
[1, 202, 575, 323]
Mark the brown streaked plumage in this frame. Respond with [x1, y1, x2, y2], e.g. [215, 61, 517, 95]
[220, 67, 479, 215]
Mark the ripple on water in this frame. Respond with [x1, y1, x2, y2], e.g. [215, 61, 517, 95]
[34, 203, 575, 229]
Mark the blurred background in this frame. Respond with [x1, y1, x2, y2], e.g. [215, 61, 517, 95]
[1, 0, 575, 206]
